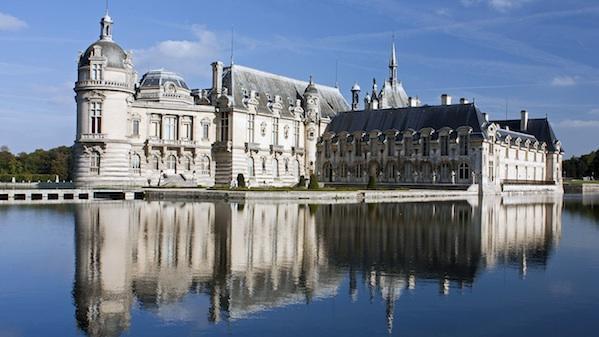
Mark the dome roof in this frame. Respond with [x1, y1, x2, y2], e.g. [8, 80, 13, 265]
[139, 70, 189, 90]
[79, 40, 127, 69]
[304, 80, 319, 95]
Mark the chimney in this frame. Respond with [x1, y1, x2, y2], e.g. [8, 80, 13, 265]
[520, 110, 529, 131]
[408, 97, 420, 107]
[211, 61, 223, 103]
[441, 94, 452, 105]
[460, 98, 469, 104]
[482, 112, 489, 123]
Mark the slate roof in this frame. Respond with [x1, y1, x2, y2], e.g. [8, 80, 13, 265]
[491, 118, 561, 152]
[495, 129, 538, 143]
[379, 80, 409, 108]
[222, 65, 349, 118]
[326, 103, 487, 138]
[139, 70, 189, 90]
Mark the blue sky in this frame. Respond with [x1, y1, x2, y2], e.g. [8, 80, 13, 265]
[0, 0, 598, 156]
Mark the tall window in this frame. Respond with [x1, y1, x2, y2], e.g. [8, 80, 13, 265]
[200, 156, 210, 175]
[272, 118, 279, 145]
[164, 116, 177, 141]
[181, 122, 192, 140]
[132, 119, 140, 137]
[340, 141, 345, 158]
[273, 158, 280, 177]
[440, 136, 449, 156]
[404, 137, 412, 156]
[220, 111, 229, 142]
[152, 156, 160, 170]
[166, 155, 177, 171]
[131, 154, 141, 174]
[184, 157, 192, 171]
[92, 64, 103, 81]
[459, 163, 470, 180]
[459, 135, 469, 156]
[248, 157, 255, 177]
[324, 141, 331, 158]
[261, 157, 267, 174]
[284, 159, 289, 174]
[422, 137, 430, 157]
[294, 121, 300, 147]
[90, 152, 100, 174]
[248, 114, 255, 143]
[150, 118, 160, 138]
[387, 139, 394, 156]
[355, 139, 362, 156]
[89, 102, 102, 134]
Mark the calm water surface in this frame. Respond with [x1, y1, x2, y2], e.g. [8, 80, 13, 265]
[1, 195, 598, 337]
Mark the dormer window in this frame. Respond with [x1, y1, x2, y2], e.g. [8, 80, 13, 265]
[91, 64, 103, 81]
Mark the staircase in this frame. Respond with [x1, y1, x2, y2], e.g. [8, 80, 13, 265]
[158, 173, 197, 188]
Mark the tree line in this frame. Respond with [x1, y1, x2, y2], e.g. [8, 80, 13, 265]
[0, 145, 73, 182]
[562, 148, 599, 179]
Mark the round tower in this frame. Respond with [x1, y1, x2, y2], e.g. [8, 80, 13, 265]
[303, 77, 321, 175]
[73, 12, 138, 187]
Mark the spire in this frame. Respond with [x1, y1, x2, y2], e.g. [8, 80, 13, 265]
[389, 36, 398, 85]
[100, 1, 113, 41]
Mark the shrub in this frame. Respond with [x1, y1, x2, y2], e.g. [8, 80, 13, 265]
[367, 175, 377, 189]
[308, 174, 319, 190]
[237, 173, 246, 188]
[297, 175, 306, 188]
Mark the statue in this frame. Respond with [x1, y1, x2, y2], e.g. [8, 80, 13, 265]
[432, 171, 437, 184]
[451, 170, 456, 184]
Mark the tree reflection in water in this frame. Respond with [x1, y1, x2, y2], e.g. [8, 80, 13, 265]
[73, 195, 562, 337]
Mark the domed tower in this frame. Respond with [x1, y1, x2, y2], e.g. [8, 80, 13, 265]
[303, 77, 321, 175]
[73, 12, 138, 187]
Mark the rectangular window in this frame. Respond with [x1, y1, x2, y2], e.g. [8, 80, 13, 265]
[355, 139, 362, 156]
[294, 121, 300, 147]
[132, 119, 140, 136]
[92, 64, 103, 81]
[89, 102, 102, 134]
[272, 118, 279, 145]
[150, 120, 160, 138]
[203, 123, 209, 140]
[440, 136, 449, 156]
[220, 112, 229, 142]
[248, 115, 255, 143]
[405, 137, 412, 156]
[164, 116, 177, 141]
[340, 141, 345, 158]
[388, 139, 394, 156]
[181, 123, 191, 140]
[325, 141, 331, 158]
[422, 137, 430, 157]
[459, 135, 469, 156]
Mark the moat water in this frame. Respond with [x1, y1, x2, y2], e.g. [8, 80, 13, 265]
[1, 195, 598, 337]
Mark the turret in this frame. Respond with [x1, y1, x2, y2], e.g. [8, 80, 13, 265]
[303, 76, 321, 175]
[73, 10, 138, 188]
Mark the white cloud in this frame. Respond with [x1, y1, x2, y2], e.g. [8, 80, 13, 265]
[555, 119, 599, 128]
[460, 0, 533, 12]
[551, 75, 577, 87]
[589, 108, 599, 115]
[134, 25, 224, 80]
[0, 12, 27, 31]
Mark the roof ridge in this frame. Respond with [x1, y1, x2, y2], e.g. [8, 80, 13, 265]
[228, 64, 342, 93]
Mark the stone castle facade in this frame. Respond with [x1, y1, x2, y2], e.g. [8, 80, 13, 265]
[72, 13, 563, 193]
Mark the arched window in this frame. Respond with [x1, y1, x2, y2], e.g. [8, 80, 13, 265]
[440, 163, 450, 182]
[90, 151, 100, 174]
[131, 154, 141, 174]
[459, 163, 470, 181]
[339, 162, 348, 178]
[261, 157, 267, 174]
[132, 119, 140, 136]
[152, 156, 160, 170]
[284, 159, 289, 174]
[167, 155, 177, 171]
[296, 159, 301, 177]
[184, 157, 192, 171]
[248, 157, 255, 177]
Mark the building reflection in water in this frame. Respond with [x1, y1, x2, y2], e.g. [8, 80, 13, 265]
[73, 196, 562, 337]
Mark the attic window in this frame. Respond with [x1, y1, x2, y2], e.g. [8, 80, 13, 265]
[242, 88, 249, 98]
[266, 93, 273, 103]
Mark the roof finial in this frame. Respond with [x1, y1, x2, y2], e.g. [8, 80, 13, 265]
[230, 26, 235, 66]
[334, 59, 339, 89]
[389, 33, 398, 84]
[309, 75, 313, 84]
[105, 0, 109, 16]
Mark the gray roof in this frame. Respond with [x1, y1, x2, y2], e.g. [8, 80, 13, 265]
[222, 65, 349, 118]
[379, 80, 409, 108]
[495, 129, 538, 143]
[326, 103, 487, 137]
[79, 40, 127, 69]
[491, 118, 560, 152]
[139, 70, 189, 90]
